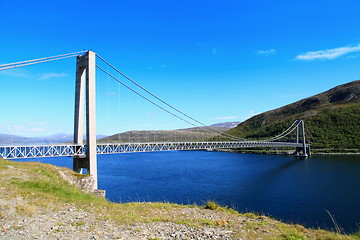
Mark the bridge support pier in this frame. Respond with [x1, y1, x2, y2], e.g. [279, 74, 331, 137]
[294, 120, 310, 157]
[73, 51, 98, 190]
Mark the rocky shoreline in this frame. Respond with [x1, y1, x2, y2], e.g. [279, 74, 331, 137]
[0, 202, 243, 239]
[213, 148, 360, 155]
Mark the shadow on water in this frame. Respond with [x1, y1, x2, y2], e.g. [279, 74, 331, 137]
[231, 155, 360, 233]
[226, 156, 302, 210]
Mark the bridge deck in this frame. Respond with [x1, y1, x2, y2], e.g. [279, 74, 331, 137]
[0, 141, 306, 159]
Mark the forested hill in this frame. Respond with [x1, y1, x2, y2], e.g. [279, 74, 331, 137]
[98, 122, 240, 143]
[226, 80, 360, 150]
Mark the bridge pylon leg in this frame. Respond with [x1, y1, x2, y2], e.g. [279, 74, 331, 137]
[73, 51, 98, 190]
[294, 120, 309, 157]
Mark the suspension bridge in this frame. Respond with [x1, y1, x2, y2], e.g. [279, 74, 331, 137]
[0, 50, 310, 190]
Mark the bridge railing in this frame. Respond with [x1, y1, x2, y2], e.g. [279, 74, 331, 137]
[0, 141, 306, 159]
[0, 144, 84, 159]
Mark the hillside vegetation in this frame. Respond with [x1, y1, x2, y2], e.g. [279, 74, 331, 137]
[0, 158, 358, 239]
[98, 127, 230, 143]
[227, 80, 360, 151]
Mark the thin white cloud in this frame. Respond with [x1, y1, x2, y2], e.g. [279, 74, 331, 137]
[211, 48, 219, 55]
[296, 44, 360, 61]
[25, 122, 49, 126]
[38, 72, 67, 80]
[6, 125, 46, 134]
[105, 92, 119, 96]
[1, 69, 67, 80]
[196, 42, 222, 55]
[257, 49, 277, 56]
[146, 112, 156, 118]
[0, 121, 13, 125]
[0, 69, 31, 78]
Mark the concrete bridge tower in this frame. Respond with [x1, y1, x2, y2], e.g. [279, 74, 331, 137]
[295, 120, 310, 157]
[73, 51, 98, 190]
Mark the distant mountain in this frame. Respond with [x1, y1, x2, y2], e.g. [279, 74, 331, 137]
[98, 129, 225, 143]
[0, 122, 237, 145]
[0, 134, 30, 145]
[226, 80, 360, 150]
[210, 122, 240, 128]
[98, 122, 238, 143]
[0, 133, 108, 146]
[32, 133, 74, 144]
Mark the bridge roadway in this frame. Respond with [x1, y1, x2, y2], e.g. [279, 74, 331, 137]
[0, 141, 306, 159]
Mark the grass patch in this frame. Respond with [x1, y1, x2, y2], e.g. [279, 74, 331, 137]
[72, 221, 85, 228]
[6, 160, 105, 208]
[175, 219, 192, 225]
[72, 172, 89, 178]
[12, 180, 99, 202]
[281, 231, 307, 240]
[243, 212, 262, 219]
[351, 231, 360, 239]
[16, 203, 38, 216]
[204, 200, 239, 215]
[0, 165, 7, 170]
[33, 167, 58, 179]
[198, 218, 217, 226]
[0, 159, 16, 169]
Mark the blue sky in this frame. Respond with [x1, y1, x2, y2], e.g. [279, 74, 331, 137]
[1, 0, 360, 137]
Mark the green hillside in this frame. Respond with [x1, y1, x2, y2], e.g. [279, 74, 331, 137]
[227, 80, 360, 151]
[98, 127, 229, 143]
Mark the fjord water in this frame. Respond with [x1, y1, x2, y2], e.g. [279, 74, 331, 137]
[19, 151, 360, 233]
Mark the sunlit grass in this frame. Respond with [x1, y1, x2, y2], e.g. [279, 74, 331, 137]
[204, 200, 239, 215]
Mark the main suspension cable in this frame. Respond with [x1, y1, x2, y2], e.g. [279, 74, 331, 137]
[260, 120, 300, 142]
[260, 123, 298, 142]
[0, 51, 86, 71]
[1, 50, 302, 143]
[96, 64, 198, 126]
[96, 65, 242, 141]
[95, 54, 246, 141]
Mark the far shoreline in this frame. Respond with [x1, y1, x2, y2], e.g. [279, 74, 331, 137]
[212, 148, 360, 156]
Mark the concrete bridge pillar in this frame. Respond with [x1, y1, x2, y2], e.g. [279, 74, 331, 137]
[73, 51, 98, 190]
[295, 120, 309, 157]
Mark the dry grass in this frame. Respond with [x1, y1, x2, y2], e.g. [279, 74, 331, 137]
[15, 203, 38, 216]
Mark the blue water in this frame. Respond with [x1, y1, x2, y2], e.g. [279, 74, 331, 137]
[14, 151, 360, 233]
